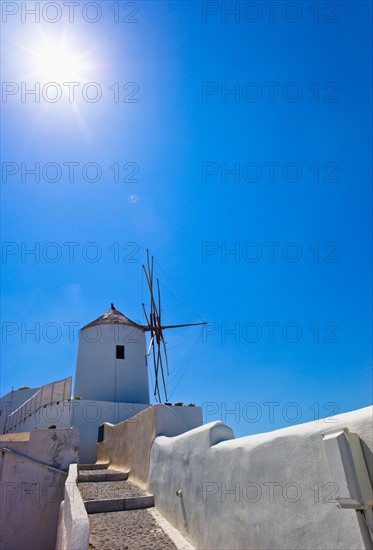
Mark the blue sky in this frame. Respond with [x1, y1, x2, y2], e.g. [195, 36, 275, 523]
[1, 1, 372, 437]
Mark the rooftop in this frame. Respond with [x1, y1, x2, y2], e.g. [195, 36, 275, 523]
[81, 304, 145, 332]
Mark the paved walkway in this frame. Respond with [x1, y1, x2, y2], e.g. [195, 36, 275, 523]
[88, 509, 178, 550]
[78, 464, 192, 549]
[80, 479, 145, 501]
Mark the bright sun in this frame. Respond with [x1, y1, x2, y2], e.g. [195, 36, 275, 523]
[27, 31, 94, 83]
[8, 27, 102, 137]
[35, 45, 84, 82]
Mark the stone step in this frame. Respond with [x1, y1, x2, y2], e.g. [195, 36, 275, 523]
[78, 462, 109, 471]
[78, 470, 129, 482]
[79, 478, 146, 502]
[84, 495, 154, 514]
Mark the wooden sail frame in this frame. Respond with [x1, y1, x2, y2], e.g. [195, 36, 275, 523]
[142, 249, 207, 402]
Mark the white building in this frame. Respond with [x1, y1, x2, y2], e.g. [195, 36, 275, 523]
[74, 304, 150, 404]
[1, 305, 372, 550]
[1, 304, 202, 463]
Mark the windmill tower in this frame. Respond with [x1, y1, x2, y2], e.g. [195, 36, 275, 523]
[74, 251, 206, 405]
[74, 305, 150, 404]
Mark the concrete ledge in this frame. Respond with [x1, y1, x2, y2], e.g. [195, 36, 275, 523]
[78, 462, 109, 470]
[55, 501, 66, 550]
[124, 495, 154, 510]
[78, 470, 129, 482]
[84, 495, 154, 514]
[55, 464, 90, 550]
[85, 499, 125, 514]
[108, 472, 130, 481]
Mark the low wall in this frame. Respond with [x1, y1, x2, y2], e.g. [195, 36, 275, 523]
[71, 400, 151, 463]
[0, 428, 79, 550]
[4, 399, 152, 464]
[55, 464, 89, 550]
[96, 404, 203, 489]
[7, 401, 72, 433]
[149, 407, 373, 550]
[0, 388, 39, 434]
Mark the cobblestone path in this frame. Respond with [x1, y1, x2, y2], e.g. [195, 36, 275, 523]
[78, 465, 183, 549]
[80, 479, 145, 501]
[88, 509, 177, 550]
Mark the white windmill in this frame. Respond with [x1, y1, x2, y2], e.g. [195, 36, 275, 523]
[74, 250, 206, 405]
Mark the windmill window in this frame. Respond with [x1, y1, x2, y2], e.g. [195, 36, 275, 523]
[116, 345, 125, 360]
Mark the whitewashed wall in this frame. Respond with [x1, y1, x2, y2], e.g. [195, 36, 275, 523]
[4, 399, 151, 463]
[97, 404, 203, 488]
[6, 401, 72, 435]
[74, 324, 150, 404]
[149, 407, 373, 550]
[71, 400, 150, 463]
[0, 428, 79, 550]
[55, 464, 89, 550]
[0, 387, 39, 434]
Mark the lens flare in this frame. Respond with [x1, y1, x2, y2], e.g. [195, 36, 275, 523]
[128, 194, 139, 204]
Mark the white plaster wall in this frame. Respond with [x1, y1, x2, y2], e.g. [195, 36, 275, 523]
[168, 406, 203, 431]
[74, 402, 201, 466]
[149, 407, 373, 550]
[74, 324, 150, 404]
[0, 388, 39, 434]
[7, 401, 72, 433]
[71, 399, 151, 463]
[55, 464, 89, 550]
[0, 428, 79, 550]
[96, 404, 203, 488]
[4, 398, 152, 464]
[4, 398, 201, 466]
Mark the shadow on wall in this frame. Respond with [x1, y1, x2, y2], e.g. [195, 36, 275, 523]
[361, 440, 373, 487]
[148, 407, 373, 550]
[96, 404, 203, 489]
[0, 428, 79, 550]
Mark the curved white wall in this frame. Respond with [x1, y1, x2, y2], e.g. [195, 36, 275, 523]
[74, 324, 150, 404]
[149, 407, 373, 550]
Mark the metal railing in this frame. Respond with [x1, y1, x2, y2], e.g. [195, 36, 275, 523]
[2, 447, 68, 475]
[4, 376, 72, 433]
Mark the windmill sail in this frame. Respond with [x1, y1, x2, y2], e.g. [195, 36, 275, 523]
[142, 250, 206, 402]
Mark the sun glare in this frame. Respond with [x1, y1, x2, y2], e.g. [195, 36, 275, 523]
[5, 25, 104, 138]
[26, 30, 95, 83]
[35, 44, 85, 82]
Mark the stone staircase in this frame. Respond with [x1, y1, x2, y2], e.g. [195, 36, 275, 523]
[78, 462, 154, 514]
[77, 463, 184, 549]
